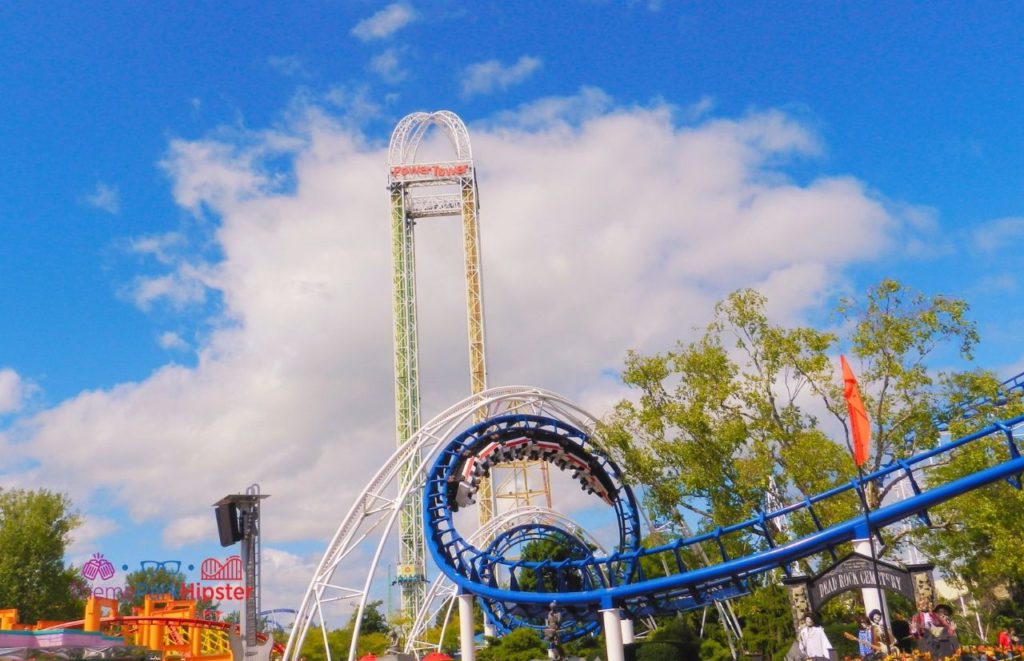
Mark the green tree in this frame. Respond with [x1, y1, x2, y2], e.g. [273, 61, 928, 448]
[732, 579, 793, 659]
[517, 537, 590, 593]
[0, 488, 83, 623]
[298, 626, 351, 661]
[601, 281, 982, 559]
[347, 599, 390, 635]
[599, 280, 998, 641]
[912, 369, 1024, 635]
[642, 613, 702, 659]
[476, 627, 549, 661]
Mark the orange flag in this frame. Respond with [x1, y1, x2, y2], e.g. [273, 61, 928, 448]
[840, 355, 871, 467]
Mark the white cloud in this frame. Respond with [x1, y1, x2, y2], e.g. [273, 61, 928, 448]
[0, 368, 27, 415]
[972, 216, 1024, 253]
[68, 515, 121, 561]
[268, 55, 311, 78]
[125, 265, 211, 311]
[83, 182, 121, 214]
[351, 3, 416, 41]
[486, 86, 612, 131]
[461, 56, 543, 98]
[369, 48, 406, 83]
[259, 547, 321, 614]
[128, 232, 187, 265]
[162, 514, 212, 548]
[160, 139, 273, 214]
[12, 91, 901, 558]
[158, 331, 190, 351]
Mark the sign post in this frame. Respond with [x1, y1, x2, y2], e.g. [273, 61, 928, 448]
[214, 485, 270, 659]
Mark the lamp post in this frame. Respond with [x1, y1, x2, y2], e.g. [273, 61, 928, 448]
[214, 484, 269, 658]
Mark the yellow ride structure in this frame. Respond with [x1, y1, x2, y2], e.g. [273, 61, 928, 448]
[1, 595, 274, 661]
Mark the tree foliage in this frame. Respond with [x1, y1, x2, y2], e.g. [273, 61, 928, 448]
[0, 488, 83, 623]
[295, 601, 403, 661]
[476, 627, 548, 661]
[913, 370, 1024, 618]
[347, 600, 390, 636]
[601, 281, 986, 548]
[517, 536, 591, 593]
[599, 279, 1023, 633]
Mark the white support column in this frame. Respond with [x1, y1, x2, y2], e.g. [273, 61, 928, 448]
[620, 616, 634, 645]
[483, 622, 496, 638]
[458, 593, 476, 661]
[601, 608, 625, 661]
[853, 538, 886, 618]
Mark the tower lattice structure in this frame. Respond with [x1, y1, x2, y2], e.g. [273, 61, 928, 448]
[387, 111, 551, 620]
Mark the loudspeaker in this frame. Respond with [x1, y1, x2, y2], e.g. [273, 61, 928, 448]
[215, 503, 242, 546]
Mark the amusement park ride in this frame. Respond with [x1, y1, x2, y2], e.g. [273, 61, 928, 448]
[281, 111, 1024, 661]
[2, 111, 1022, 661]
[0, 595, 285, 660]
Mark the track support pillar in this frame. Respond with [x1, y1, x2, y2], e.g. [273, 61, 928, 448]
[853, 538, 887, 618]
[601, 607, 625, 661]
[459, 593, 476, 661]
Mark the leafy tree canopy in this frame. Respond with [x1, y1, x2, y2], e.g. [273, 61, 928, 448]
[347, 600, 390, 636]
[0, 488, 83, 623]
[601, 281, 982, 554]
[600, 279, 1022, 632]
[476, 627, 548, 661]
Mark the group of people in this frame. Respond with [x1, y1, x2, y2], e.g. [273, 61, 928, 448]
[908, 600, 960, 659]
[793, 600, 962, 661]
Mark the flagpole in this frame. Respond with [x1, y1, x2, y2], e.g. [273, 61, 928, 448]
[855, 463, 893, 650]
[841, 355, 893, 650]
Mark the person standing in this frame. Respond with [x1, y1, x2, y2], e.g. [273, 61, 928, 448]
[853, 614, 878, 660]
[911, 601, 959, 659]
[930, 604, 960, 659]
[797, 613, 833, 661]
[868, 609, 894, 656]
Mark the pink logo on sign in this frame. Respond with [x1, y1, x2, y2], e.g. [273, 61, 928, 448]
[201, 555, 243, 581]
[82, 553, 116, 580]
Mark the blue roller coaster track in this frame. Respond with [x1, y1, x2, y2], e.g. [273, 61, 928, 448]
[424, 373, 1024, 642]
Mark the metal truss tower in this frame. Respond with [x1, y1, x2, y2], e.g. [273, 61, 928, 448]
[388, 111, 486, 620]
[387, 111, 553, 621]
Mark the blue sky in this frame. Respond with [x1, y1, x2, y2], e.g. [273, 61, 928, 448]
[2, 1, 1024, 619]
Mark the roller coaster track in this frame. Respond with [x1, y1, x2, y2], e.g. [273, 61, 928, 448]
[423, 386, 1024, 638]
[285, 381, 1024, 661]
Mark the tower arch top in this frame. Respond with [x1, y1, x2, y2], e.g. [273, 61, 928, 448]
[388, 110, 473, 166]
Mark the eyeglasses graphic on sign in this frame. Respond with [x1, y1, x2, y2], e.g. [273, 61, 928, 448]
[140, 560, 182, 573]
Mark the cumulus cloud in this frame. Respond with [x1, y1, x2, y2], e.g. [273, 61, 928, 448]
[972, 216, 1024, 253]
[11, 91, 903, 574]
[158, 331, 190, 351]
[68, 515, 121, 561]
[128, 232, 187, 265]
[125, 264, 211, 311]
[351, 3, 416, 41]
[83, 182, 121, 214]
[369, 48, 407, 83]
[461, 56, 543, 98]
[0, 368, 28, 415]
